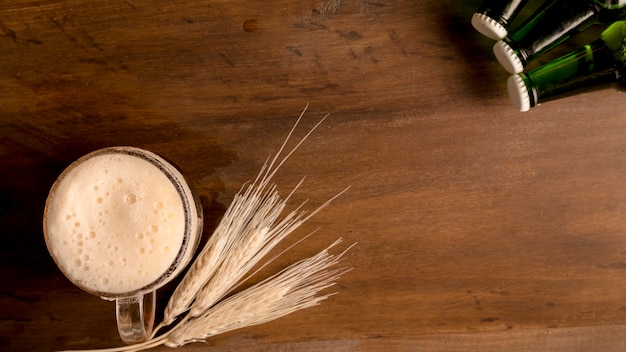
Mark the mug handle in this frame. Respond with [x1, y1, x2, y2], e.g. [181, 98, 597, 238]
[115, 291, 156, 343]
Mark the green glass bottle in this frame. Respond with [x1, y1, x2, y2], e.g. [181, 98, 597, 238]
[471, 0, 530, 40]
[507, 20, 626, 111]
[494, 0, 626, 74]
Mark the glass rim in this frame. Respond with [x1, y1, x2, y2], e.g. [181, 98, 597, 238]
[43, 146, 202, 299]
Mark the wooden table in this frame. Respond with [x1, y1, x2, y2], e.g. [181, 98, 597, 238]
[2, 0, 626, 351]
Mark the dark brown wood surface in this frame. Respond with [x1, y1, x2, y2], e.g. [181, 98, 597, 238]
[2, 0, 626, 351]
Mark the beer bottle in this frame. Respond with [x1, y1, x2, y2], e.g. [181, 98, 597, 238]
[471, 0, 530, 40]
[507, 20, 626, 111]
[493, 0, 626, 74]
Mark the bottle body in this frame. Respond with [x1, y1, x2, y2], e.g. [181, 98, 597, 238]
[507, 20, 626, 111]
[471, 0, 530, 40]
[494, 0, 626, 73]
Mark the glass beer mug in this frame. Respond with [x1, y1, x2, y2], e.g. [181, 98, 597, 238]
[43, 146, 203, 343]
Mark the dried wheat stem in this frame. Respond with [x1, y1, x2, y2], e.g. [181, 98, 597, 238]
[57, 335, 168, 352]
[59, 240, 354, 352]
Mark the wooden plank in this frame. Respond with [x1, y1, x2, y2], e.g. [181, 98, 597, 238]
[1, 0, 625, 351]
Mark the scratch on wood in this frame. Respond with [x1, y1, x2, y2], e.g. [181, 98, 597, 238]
[315, 0, 347, 17]
[0, 19, 17, 43]
[123, 0, 136, 10]
[293, 0, 350, 25]
[0, 290, 40, 304]
[218, 52, 235, 68]
[287, 46, 303, 56]
[2, 28, 16, 42]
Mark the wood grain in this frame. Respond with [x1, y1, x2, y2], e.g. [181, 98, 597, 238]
[1, 0, 626, 351]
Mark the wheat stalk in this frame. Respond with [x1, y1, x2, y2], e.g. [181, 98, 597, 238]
[60, 106, 354, 352]
[64, 240, 352, 352]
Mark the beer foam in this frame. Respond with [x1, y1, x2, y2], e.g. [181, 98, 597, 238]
[45, 152, 186, 295]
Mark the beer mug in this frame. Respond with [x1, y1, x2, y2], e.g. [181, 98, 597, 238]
[43, 146, 203, 343]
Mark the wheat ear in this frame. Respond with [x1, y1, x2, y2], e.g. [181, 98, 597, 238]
[187, 182, 349, 318]
[161, 176, 280, 326]
[164, 239, 355, 347]
[160, 104, 330, 328]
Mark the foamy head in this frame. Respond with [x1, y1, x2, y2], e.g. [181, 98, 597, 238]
[44, 147, 201, 296]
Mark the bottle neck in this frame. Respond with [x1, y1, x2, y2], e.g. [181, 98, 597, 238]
[477, 0, 529, 27]
[507, 0, 598, 65]
[521, 39, 619, 107]
[594, 0, 626, 10]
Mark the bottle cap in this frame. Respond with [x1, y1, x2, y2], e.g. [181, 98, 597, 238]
[507, 74, 531, 112]
[493, 40, 524, 74]
[471, 13, 507, 40]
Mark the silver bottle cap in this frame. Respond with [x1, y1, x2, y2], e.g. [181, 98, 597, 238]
[507, 74, 531, 112]
[471, 13, 507, 40]
[493, 40, 524, 74]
